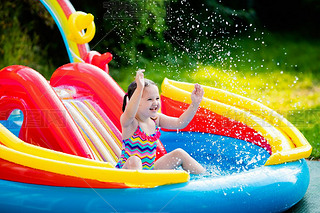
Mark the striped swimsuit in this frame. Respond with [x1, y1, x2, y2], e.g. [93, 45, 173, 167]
[115, 122, 161, 170]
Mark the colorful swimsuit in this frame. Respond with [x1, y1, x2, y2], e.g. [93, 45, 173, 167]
[115, 123, 161, 170]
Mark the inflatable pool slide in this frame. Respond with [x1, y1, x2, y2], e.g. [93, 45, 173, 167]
[0, 0, 312, 212]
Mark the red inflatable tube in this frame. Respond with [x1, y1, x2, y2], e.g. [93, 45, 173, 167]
[84, 51, 113, 72]
[161, 96, 272, 154]
[0, 158, 128, 188]
[0, 65, 95, 159]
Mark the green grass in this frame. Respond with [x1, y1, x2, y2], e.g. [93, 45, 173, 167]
[287, 107, 320, 160]
[110, 32, 320, 159]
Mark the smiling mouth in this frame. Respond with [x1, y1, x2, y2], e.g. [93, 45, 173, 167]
[149, 106, 158, 111]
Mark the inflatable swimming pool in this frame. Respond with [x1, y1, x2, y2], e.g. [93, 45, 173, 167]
[0, 0, 312, 212]
[0, 62, 311, 213]
[0, 131, 310, 213]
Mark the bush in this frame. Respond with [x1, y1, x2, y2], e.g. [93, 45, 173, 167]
[0, 1, 67, 78]
[72, 0, 257, 69]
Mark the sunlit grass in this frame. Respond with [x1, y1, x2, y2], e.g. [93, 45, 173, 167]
[192, 65, 320, 112]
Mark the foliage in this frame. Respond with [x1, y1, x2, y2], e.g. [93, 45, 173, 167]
[0, 2, 52, 78]
[0, 0, 67, 78]
[71, 0, 258, 68]
[72, 0, 172, 67]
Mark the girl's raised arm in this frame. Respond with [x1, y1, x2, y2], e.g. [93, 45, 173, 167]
[159, 83, 204, 129]
[120, 70, 145, 128]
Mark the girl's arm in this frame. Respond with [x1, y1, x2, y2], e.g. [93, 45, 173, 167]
[120, 70, 145, 128]
[158, 83, 204, 129]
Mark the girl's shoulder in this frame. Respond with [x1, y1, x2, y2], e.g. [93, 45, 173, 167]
[120, 113, 138, 125]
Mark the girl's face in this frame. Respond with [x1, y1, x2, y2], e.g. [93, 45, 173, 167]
[138, 84, 160, 118]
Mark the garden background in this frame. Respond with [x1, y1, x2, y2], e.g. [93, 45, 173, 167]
[0, 0, 319, 159]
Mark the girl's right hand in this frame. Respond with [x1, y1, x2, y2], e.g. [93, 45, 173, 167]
[191, 83, 204, 105]
[135, 69, 145, 89]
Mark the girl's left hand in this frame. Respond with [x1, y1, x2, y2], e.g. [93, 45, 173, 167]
[135, 69, 145, 89]
[191, 83, 204, 105]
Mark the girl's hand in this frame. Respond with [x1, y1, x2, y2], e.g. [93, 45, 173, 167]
[158, 83, 204, 130]
[135, 69, 145, 89]
[191, 83, 204, 105]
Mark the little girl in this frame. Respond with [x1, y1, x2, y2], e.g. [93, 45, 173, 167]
[115, 70, 205, 174]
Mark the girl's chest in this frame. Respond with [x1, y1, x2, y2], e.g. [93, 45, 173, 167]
[138, 122, 156, 135]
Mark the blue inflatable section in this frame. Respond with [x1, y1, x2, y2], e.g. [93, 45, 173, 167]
[0, 131, 310, 213]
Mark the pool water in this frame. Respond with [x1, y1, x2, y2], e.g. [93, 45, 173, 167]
[0, 109, 23, 137]
[160, 131, 270, 177]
